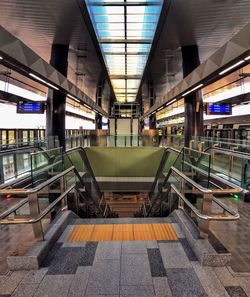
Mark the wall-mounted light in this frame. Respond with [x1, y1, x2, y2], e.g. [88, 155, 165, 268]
[68, 94, 80, 103]
[0, 56, 3, 60]
[219, 60, 244, 75]
[182, 84, 203, 97]
[245, 56, 250, 61]
[29, 73, 59, 90]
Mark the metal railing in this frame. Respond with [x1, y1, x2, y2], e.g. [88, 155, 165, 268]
[169, 166, 240, 239]
[0, 166, 77, 240]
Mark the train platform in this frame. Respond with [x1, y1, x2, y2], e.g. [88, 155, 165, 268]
[0, 215, 250, 297]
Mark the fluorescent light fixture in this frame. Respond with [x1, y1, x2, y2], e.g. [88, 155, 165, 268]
[245, 56, 250, 61]
[166, 98, 177, 106]
[68, 94, 80, 103]
[29, 73, 59, 90]
[219, 60, 244, 75]
[151, 111, 156, 115]
[0, 56, 3, 60]
[182, 84, 203, 97]
[157, 106, 164, 111]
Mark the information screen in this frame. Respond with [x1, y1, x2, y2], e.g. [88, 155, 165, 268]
[206, 103, 232, 115]
[17, 101, 45, 114]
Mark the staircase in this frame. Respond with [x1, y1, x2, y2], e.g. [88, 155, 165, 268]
[104, 192, 149, 217]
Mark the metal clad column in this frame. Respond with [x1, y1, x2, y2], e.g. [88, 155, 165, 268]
[182, 45, 203, 147]
[46, 44, 69, 150]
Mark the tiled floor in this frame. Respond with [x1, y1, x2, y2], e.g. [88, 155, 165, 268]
[1, 218, 250, 297]
[210, 197, 250, 273]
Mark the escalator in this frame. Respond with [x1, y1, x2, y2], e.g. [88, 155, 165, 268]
[64, 147, 117, 218]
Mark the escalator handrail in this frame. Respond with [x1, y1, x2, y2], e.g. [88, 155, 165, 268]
[204, 147, 250, 159]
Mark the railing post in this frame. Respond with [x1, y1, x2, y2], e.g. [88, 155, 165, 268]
[199, 192, 213, 239]
[28, 193, 44, 240]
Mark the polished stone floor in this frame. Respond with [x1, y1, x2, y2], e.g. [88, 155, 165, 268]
[0, 218, 250, 297]
[210, 197, 250, 273]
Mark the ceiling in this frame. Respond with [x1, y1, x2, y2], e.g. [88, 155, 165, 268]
[141, 0, 250, 112]
[0, 0, 113, 112]
[0, 0, 249, 115]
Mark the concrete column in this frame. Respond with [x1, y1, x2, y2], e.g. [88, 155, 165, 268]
[182, 45, 204, 147]
[46, 44, 69, 150]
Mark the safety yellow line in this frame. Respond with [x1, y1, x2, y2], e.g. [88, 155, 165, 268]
[68, 223, 178, 242]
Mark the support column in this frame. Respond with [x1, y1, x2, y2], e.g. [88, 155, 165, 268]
[96, 77, 104, 129]
[182, 45, 203, 147]
[149, 81, 156, 129]
[46, 44, 69, 150]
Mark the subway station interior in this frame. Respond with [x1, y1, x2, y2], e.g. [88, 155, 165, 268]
[0, 1, 250, 296]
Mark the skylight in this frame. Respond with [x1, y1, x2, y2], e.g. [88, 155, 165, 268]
[85, 0, 163, 102]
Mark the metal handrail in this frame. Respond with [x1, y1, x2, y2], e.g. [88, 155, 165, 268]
[171, 184, 239, 221]
[171, 166, 212, 193]
[0, 184, 75, 225]
[0, 166, 75, 195]
[0, 198, 29, 220]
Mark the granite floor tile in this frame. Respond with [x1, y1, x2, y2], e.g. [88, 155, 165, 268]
[41, 242, 63, 268]
[85, 295, 119, 297]
[95, 241, 121, 260]
[86, 260, 120, 295]
[153, 277, 172, 297]
[0, 295, 10, 297]
[67, 266, 91, 297]
[57, 225, 74, 242]
[179, 238, 197, 261]
[121, 254, 152, 286]
[191, 262, 229, 297]
[120, 285, 155, 297]
[46, 247, 84, 275]
[33, 275, 74, 297]
[172, 223, 185, 238]
[122, 241, 147, 254]
[166, 268, 207, 297]
[80, 242, 98, 266]
[147, 249, 166, 277]
[146, 241, 158, 249]
[11, 284, 38, 297]
[62, 242, 86, 248]
[20, 268, 48, 285]
[159, 242, 192, 269]
[225, 286, 248, 297]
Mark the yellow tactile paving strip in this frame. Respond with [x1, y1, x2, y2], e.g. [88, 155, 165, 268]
[68, 223, 178, 242]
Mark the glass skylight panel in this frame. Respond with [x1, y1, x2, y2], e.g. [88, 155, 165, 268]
[85, 0, 163, 102]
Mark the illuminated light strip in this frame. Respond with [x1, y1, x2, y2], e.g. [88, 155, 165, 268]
[68, 94, 80, 103]
[182, 84, 203, 97]
[219, 60, 244, 75]
[157, 106, 164, 111]
[0, 56, 3, 60]
[166, 98, 177, 106]
[245, 55, 250, 61]
[29, 73, 59, 90]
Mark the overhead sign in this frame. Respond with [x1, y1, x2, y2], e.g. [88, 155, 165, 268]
[17, 101, 45, 114]
[206, 103, 232, 115]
